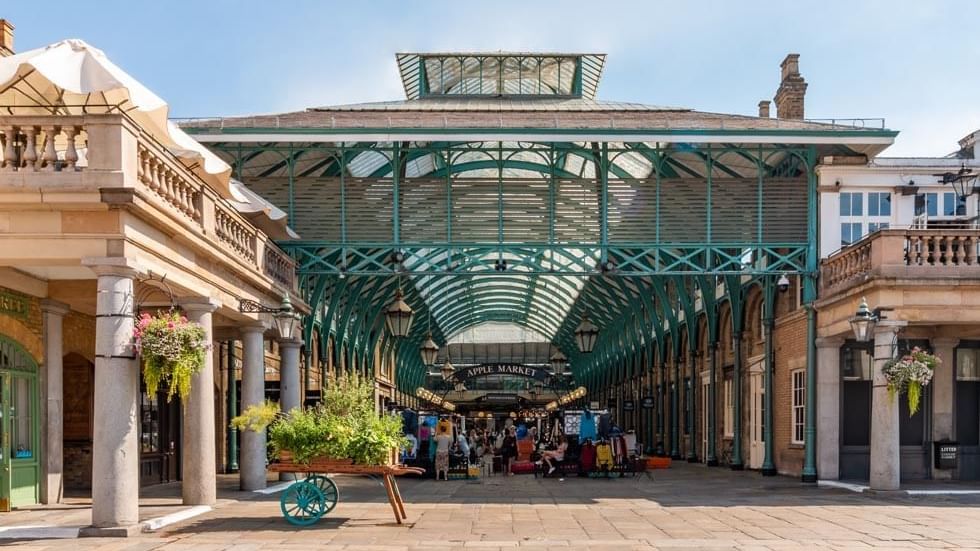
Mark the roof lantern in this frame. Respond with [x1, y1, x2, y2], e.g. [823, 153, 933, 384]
[396, 52, 606, 100]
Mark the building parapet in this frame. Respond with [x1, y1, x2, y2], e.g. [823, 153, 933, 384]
[821, 228, 980, 294]
[0, 115, 297, 294]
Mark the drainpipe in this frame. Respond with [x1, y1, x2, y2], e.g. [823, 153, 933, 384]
[670, 355, 681, 459]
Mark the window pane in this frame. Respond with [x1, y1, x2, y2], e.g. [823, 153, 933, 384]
[852, 193, 863, 216]
[926, 193, 938, 217]
[11, 376, 33, 458]
[958, 348, 980, 380]
[840, 193, 852, 216]
[944, 192, 957, 216]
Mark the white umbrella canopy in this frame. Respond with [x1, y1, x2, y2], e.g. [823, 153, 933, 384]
[0, 39, 232, 196]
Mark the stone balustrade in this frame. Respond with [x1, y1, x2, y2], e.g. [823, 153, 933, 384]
[821, 228, 980, 294]
[1, 118, 84, 171]
[0, 114, 296, 292]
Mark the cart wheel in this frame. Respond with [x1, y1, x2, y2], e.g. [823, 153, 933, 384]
[280, 481, 325, 526]
[306, 475, 340, 513]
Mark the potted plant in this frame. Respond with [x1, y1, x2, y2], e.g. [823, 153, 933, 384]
[134, 310, 210, 401]
[882, 346, 940, 416]
[266, 373, 407, 466]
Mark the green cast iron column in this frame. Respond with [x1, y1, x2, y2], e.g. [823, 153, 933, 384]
[226, 340, 239, 473]
[761, 279, 777, 476]
[730, 333, 744, 470]
[706, 342, 719, 466]
[686, 350, 697, 462]
[670, 356, 680, 459]
[802, 145, 819, 484]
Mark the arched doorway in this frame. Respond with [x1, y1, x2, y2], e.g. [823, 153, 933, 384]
[0, 334, 40, 510]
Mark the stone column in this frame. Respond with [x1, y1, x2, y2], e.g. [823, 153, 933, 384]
[179, 298, 219, 505]
[931, 337, 959, 480]
[869, 323, 905, 491]
[240, 324, 267, 491]
[277, 338, 302, 481]
[40, 299, 69, 505]
[83, 258, 140, 535]
[815, 337, 845, 481]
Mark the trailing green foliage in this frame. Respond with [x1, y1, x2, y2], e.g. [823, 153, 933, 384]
[267, 372, 407, 465]
[231, 400, 280, 433]
[134, 310, 209, 402]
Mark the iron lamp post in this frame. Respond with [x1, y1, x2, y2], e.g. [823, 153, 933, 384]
[238, 294, 301, 340]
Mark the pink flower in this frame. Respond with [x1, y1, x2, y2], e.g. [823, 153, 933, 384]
[167, 321, 175, 329]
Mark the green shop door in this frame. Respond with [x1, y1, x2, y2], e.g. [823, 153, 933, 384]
[0, 335, 40, 511]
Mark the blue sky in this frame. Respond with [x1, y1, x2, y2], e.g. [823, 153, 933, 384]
[5, 1, 979, 156]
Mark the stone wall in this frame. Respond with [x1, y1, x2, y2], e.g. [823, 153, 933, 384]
[64, 442, 93, 490]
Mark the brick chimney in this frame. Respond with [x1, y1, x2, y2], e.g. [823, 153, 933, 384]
[0, 20, 12, 57]
[758, 100, 771, 118]
[774, 53, 807, 120]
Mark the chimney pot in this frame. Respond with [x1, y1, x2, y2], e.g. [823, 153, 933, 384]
[775, 53, 807, 120]
[0, 20, 13, 57]
[758, 100, 771, 118]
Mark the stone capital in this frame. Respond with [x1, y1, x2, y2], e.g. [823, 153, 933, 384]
[178, 297, 220, 314]
[815, 336, 845, 349]
[40, 298, 70, 317]
[82, 256, 140, 279]
[277, 338, 303, 349]
[239, 323, 267, 336]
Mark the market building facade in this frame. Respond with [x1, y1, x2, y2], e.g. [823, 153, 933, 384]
[2, 13, 979, 535]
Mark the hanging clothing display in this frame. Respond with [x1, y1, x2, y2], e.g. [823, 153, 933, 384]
[579, 410, 597, 440]
[597, 413, 612, 439]
[595, 441, 614, 469]
[579, 440, 596, 471]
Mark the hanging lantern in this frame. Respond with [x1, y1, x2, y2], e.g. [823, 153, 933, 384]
[385, 288, 414, 337]
[420, 333, 440, 366]
[574, 315, 599, 353]
[440, 358, 455, 380]
[549, 349, 568, 373]
[273, 294, 301, 340]
[849, 297, 877, 343]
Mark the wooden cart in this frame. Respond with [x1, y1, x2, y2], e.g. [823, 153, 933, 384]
[268, 453, 424, 526]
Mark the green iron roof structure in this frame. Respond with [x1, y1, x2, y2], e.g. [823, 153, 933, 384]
[181, 51, 899, 480]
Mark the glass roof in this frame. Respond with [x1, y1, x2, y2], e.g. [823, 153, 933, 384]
[397, 53, 606, 100]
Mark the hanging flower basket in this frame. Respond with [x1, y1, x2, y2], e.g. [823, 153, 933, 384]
[134, 309, 210, 401]
[882, 347, 940, 416]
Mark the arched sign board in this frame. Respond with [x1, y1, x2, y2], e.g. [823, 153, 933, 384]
[447, 363, 553, 386]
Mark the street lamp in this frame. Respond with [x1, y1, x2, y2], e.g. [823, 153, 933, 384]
[574, 314, 599, 354]
[274, 294, 301, 340]
[385, 287, 414, 338]
[238, 293, 301, 340]
[849, 297, 879, 342]
[936, 166, 978, 199]
[549, 349, 568, 373]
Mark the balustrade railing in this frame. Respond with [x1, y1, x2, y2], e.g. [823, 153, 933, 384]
[821, 229, 980, 293]
[1, 119, 85, 171]
[0, 114, 295, 291]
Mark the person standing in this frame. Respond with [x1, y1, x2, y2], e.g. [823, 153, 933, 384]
[434, 425, 453, 481]
[501, 426, 518, 476]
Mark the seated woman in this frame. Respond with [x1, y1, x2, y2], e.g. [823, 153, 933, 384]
[537, 438, 568, 475]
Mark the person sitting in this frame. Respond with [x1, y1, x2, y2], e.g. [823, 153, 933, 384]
[537, 437, 568, 475]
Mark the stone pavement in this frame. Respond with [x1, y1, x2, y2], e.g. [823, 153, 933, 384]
[6, 463, 980, 550]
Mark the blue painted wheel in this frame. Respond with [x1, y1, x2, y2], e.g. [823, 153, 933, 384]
[280, 481, 325, 526]
[306, 475, 340, 513]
